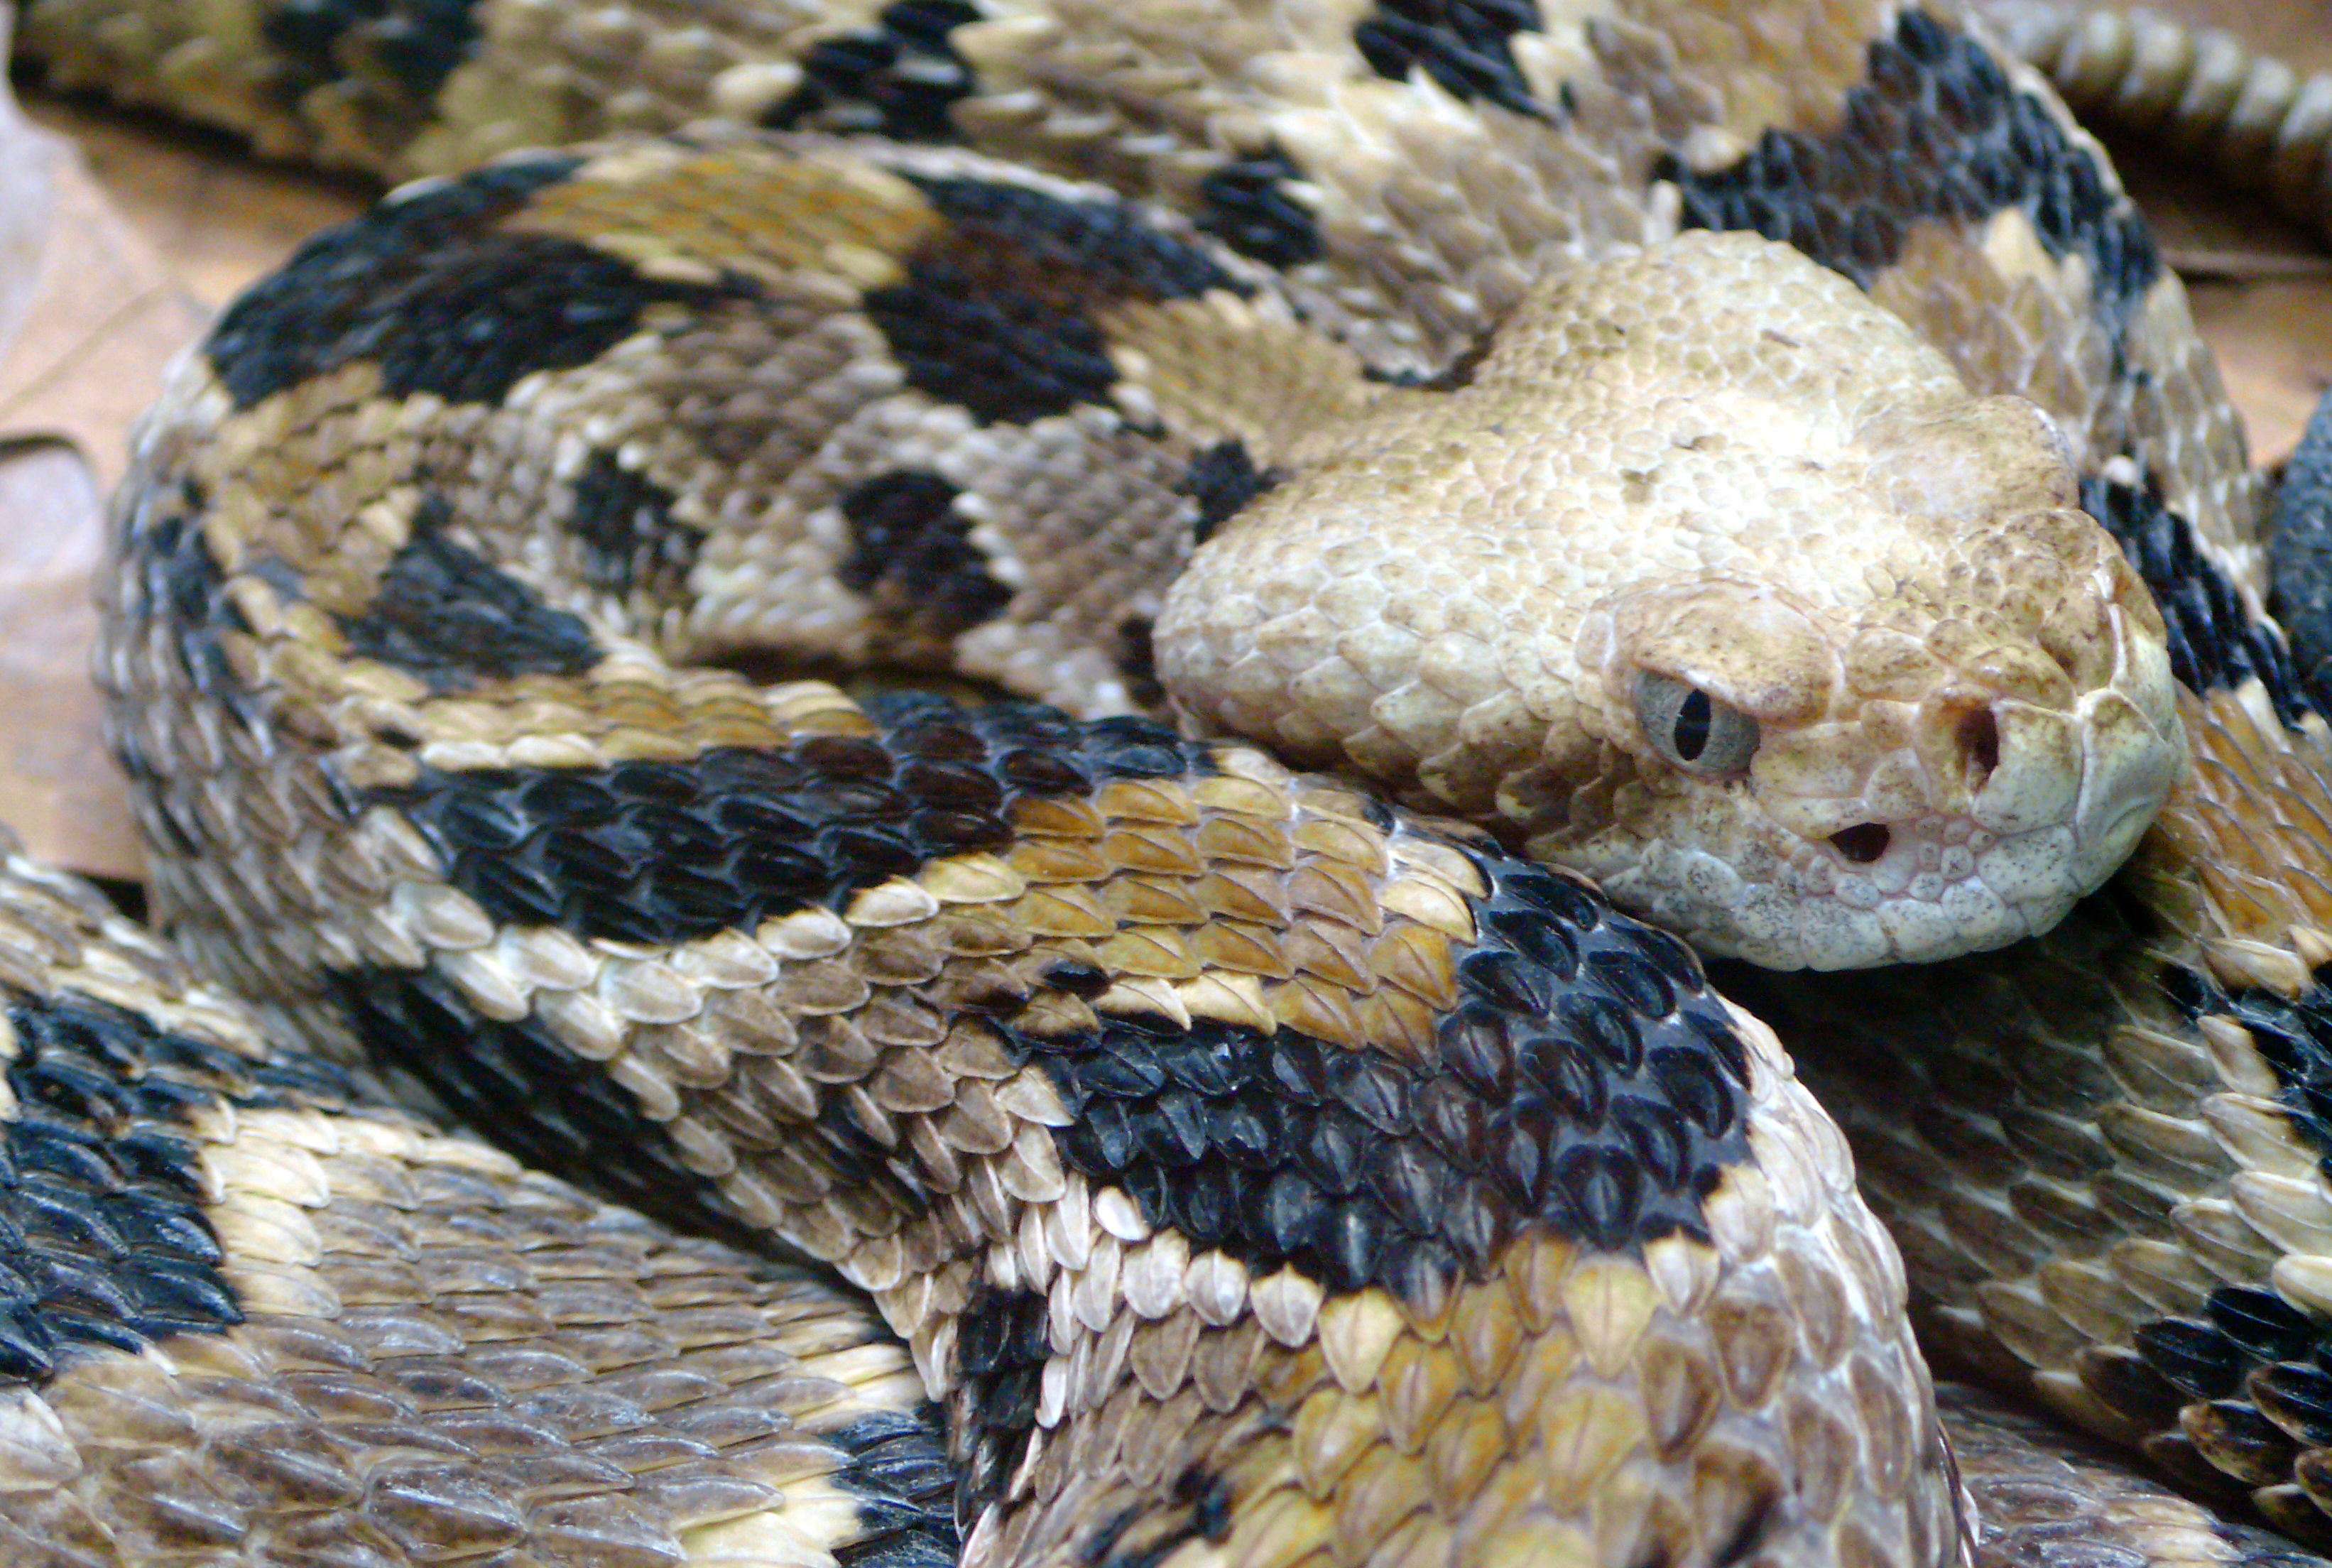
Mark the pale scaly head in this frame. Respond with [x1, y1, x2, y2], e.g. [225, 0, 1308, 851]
[1155, 231, 2181, 970]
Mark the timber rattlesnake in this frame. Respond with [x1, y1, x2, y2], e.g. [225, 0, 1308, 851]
[9, 2, 2332, 1567]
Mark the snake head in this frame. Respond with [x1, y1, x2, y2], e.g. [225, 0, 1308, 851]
[1566, 486, 2181, 967]
[1155, 231, 2184, 970]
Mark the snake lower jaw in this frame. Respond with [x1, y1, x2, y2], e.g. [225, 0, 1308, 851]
[1582, 857, 2055, 973]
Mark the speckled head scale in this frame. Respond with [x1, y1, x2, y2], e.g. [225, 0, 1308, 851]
[1157, 233, 2184, 970]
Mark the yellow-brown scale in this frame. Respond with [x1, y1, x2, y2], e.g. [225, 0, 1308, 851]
[14, 0, 2260, 543]
[116, 125, 2201, 993]
[0, 840, 959, 1568]
[89, 161, 1975, 1551]
[20, 0, 2332, 1564]
[97, 499, 1966, 1563]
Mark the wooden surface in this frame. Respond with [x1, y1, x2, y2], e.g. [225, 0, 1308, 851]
[1, 6, 2329, 881]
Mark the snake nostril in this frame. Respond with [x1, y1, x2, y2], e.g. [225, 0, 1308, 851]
[1831, 823, 1890, 864]
[1957, 706, 2001, 791]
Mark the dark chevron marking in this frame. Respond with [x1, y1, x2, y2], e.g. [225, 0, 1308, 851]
[1352, 0, 1544, 119]
[369, 694, 1214, 947]
[337, 495, 602, 692]
[2270, 391, 2332, 712]
[260, 0, 481, 111]
[838, 469, 1014, 636]
[1658, 10, 2157, 369]
[949, 1285, 1050, 1525]
[334, 966, 768, 1244]
[2086, 475, 2316, 725]
[1002, 852, 1748, 1299]
[1194, 148, 1324, 270]
[866, 174, 1251, 425]
[1, 989, 356, 1384]
[762, 0, 981, 143]
[1180, 440, 1282, 546]
[207, 154, 746, 409]
[569, 449, 705, 601]
[826, 1410, 965, 1568]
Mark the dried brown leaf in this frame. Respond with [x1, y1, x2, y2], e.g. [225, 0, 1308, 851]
[2061, 0, 2332, 460]
[0, 4, 208, 878]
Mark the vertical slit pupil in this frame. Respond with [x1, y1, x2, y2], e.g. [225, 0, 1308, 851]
[1674, 689, 1711, 761]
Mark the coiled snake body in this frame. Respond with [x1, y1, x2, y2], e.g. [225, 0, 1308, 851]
[8, 2, 2332, 1566]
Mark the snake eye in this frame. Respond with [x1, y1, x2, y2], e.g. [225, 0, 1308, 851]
[1633, 672, 1760, 775]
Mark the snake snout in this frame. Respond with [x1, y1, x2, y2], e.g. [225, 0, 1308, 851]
[1687, 623, 2180, 969]
[1823, 699, 2010, 872]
